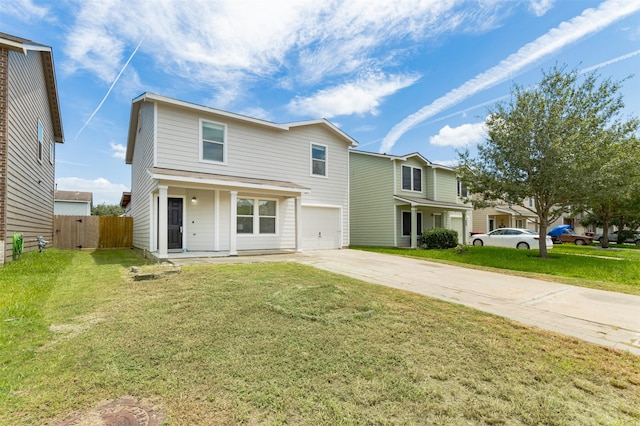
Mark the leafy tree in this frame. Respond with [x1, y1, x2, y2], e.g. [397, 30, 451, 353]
[459, 65, 637, 258]
[583, 134, 640, 247]
[92, 203, 125, 216]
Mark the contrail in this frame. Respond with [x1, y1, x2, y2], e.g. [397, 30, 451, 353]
[379, 0, 640, 154]
[75, 34, 146, 141]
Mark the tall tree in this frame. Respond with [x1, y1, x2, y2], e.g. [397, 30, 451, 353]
[459, 65, 637, 258]
[92, 203, 125, 216]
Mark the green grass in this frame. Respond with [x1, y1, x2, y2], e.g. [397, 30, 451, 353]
[354, 244, 640, 295]
[1, 249, 639, 425]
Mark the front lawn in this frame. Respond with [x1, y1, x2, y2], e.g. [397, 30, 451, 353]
[1, 249, 638, 425]
[355, 244, 640, 295]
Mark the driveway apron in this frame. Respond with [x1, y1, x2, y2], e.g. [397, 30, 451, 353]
[171, 249, 640, 355]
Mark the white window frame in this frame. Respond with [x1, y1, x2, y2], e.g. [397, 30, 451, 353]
[237, 197, 278, 236]
[401, 165, 422, 192]
[199, 119, 227, 164]
[310, 143, 328, 178]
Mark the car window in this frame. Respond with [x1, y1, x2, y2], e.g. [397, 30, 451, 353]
[490, 229, 505, 236]
[523, 230, 537, 235]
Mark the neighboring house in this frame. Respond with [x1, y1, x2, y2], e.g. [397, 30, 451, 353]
[119, 191, 131, 216]
[0, 33, 63, 264]
[472, 202, 538, 233]
[349, 151, 472, 248]
[125, 93, 357, 260]
[54, 190, 92, 216]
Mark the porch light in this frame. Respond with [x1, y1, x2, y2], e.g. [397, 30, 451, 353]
[191, 196, 197, 203]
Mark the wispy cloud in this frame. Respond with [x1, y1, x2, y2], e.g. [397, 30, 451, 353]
[3, 0, 51, 22]
[380, 0, 640, 154]
[288, 73, 420, 118]
[528, 0, 555, 17]
[61, 0, 512, 116]
[430, 122, 487, 148]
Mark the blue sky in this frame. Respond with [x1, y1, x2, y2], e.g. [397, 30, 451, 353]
[2, 0, 639, 205]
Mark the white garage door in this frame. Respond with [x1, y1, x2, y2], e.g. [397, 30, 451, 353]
[302, 206, 341, 250]
[451, 216, 463, 244]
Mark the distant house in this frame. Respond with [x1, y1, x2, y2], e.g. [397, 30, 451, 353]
[349, 151, 472, 247]
[54, 190, 93, 216]
[119, 191, 131, 216]
[0, 33, 64, 264]
[125, 93, 356, 260]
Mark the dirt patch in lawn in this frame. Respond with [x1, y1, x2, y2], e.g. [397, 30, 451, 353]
[51, 397, 165, 426]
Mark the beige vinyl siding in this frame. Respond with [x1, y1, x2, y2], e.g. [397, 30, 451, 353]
[434, 168, 457, 202]
[130, 101, 156, 250]
[154, 103, 351, 247]
[349, 152, 396, 246]
[5, 50, 56, 259]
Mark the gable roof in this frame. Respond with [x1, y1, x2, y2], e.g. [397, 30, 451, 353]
[54, 190, 93, 203]
[125, 92, 357, 164]
[350, 150, 455, 170]
[0, 33, 64, 143]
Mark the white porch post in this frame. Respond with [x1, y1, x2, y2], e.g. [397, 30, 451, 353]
[462, 211, 467, 245]
[295, 196, 302, 252]
[229, 191, 238, 256]
[410, 205, 418, 249]
[158, 185, 168, 259]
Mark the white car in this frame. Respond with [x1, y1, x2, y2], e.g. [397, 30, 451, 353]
[471, 228, 553, 250]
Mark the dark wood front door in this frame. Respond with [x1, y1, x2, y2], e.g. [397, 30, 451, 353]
[168, 198, 183, 249]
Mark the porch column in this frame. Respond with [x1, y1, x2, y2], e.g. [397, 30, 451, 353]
[295, 196, 302, 252]
[410, 205, 418, 249]
[229, 191, 238, 256]
[158, 185, 168, 259]
[462, 211, 467, 245]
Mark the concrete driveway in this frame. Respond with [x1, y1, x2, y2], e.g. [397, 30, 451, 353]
[172, 249, 640, 355]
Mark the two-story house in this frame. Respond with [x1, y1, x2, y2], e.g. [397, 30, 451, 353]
[349, 151, 472, 248]
[0, 33, 64, 264]
[125, 93, 357, 260]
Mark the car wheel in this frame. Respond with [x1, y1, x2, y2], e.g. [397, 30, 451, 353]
[472, 239, 483, 246]
[598, 237, 604, 243]
[575, 239, 585, 245]
[516, 242, 529, 249]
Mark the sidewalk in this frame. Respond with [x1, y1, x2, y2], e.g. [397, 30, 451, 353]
[172, 249, 640, 355]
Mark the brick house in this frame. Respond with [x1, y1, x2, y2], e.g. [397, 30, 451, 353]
[0, 33, 64, 264]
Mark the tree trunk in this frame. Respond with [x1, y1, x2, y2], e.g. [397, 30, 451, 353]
[601, 219, 610, 249]
[538, 218, 548, 258]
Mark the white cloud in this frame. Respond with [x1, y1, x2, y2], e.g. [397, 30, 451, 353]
[431, 159, 461, 168]
[3, 0, 50, 22]
[288, 73, 420, 118]
[380, 0, 640, 154]
[61, 0, 510, 108]
[529, 0, 555, 17]
[430, 122, 487, 148]
[56, 177, 129, 205]
[110, 142, 126, 159]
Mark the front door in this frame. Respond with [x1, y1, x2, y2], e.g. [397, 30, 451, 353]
[168, 198, 183, 250]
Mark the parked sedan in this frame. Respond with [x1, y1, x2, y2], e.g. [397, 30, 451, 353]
[471, 228, 553, 250]
[593, 230, 640, 245]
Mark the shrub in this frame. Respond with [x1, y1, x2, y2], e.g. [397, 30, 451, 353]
[421, 228, 458, 249]
[617, 229, 636, 244]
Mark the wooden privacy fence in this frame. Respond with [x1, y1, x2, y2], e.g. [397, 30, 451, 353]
[54, 216, 133, 249]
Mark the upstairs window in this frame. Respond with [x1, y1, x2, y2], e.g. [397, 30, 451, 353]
[402, 165, 422, 192]
[311, 143, 327, 177]
[457, 178, 467, 197]
[201, 120, 226, 163]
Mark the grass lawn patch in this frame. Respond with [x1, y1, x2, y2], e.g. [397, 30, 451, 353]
[1, 250, 638, 424]
[355, 245, 640, 295]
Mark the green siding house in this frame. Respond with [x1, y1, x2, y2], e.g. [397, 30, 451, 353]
[350, 151, 472, 248]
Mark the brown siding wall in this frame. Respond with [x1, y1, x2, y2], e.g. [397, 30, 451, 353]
[4, 49, 56, 262]
[0, 48, 8, 252]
